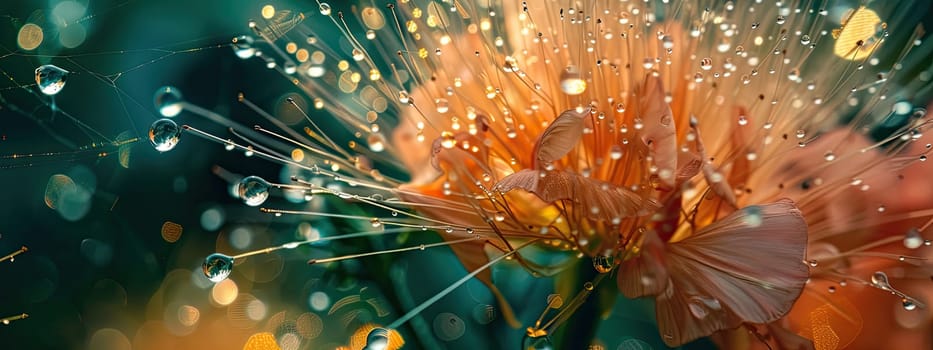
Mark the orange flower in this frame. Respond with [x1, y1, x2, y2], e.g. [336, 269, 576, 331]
[147, 1, 931, 348]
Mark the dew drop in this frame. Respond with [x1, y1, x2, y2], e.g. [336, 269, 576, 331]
[319, 3, 332, 16]
[494, 211, 506, 222]
[583, 282, 594, 291]
[237, 176, 271, 207]
[871, 271, 891, 289]
[153, 86, 183, 117]
[742, 206, 763, 227]
[365, 327, 389, 350]
[435, 98, 450, 113]
[559, 65, 586, 95]
[397, 90, 411, 104]
[800, 35, 811, 45]
[522, 335, 552, 350]
[904, 228, 924, 249]
[35, 64, 68, 95]
[148, 118, 182, 152]
[232, 35, 256, 59]
[699, 57, 712, 70]
[903, 299, 917, 311]
[202, 253, 234, 282]
[592, 255, 613, 273]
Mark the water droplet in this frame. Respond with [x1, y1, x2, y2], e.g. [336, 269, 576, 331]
[583, 282, 594, 291]
[662, 35, 674, 49]
[35, 64, 68, 95]
[824, 151, 836, 161]
[800, 35, 811, 45]
[435, 98, 449, 113]
[871, 271, 891, 289]
[444, 226, 454, 233]
[153, 86, 183, 117]
[776, 15, 786, 24]
[609, 145, 623, 160]
[808, 259, 819, 267]
[559, 65, 586, 95]
[828, 286, 836, 293]
[398, 90, 411, 104]
[494, 211, 506, 222]
[742, 206, 763, 227]
[237, 176, 271, 206]
[365, 327, 389, 350]
[202, 253, 234, 282]
[432, 312, 466, 341]
[904, 228, 924, 249]
[319, 3, 332, 16]
[440, 131, 456, 149]
[232, 35, 256, 59]
[699, 57, 712, 70]
[370, 218, 382, 228]
[592, 255, 613, 273]
[148, 118, 182, 152]
[796, 129, 806, 138]
[522, 335, 553, 350]
[903, 299, 917, 311]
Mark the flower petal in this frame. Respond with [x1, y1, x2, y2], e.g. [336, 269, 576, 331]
[532, 108, 589, 169]
[640, 74, 678, 188]
[496, 169, 659, 221]
[620, 199, 809, 347]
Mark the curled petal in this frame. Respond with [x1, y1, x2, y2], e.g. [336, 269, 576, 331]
[532, 108, 589, 169]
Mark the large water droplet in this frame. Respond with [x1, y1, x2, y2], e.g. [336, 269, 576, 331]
[592, 255, 613, 273]
[365, 327, 389, 350]
[148, 118, 182, 152]
[522, 335, 553, 350]
[35, 64, 68, 95]
[319, 3, 332, 16]
[559, 65, 586, 95]
[742, 205, 763, 227]
[902, 299, 917, 311]
[153, 86, 183, 117]
[687, 296, 722, 319]
[237, 176, 271, 206]
[871, 271, 891, 289]
[904, 228, 924, 249]
[232, 35, 256, 59]
[202, 253, 234, 282]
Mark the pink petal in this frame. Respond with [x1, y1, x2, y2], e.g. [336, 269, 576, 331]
[619, 199, 809, 347]
[532, 108, 589, 169]
[693, 125, 738, 207]
[618, 230, 670, 298]
[640, 74, 678, 187]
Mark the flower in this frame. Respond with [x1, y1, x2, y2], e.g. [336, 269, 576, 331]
[185, 0, 932, 348]
[5, 0, 932, 349]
